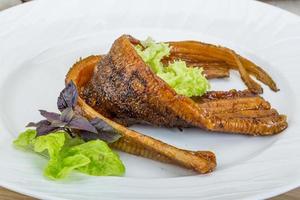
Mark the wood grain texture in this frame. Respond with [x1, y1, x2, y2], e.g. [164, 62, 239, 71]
[0, 0, 300, 200]
[0, 187, 36, 200]
[271, 188, 300, 200]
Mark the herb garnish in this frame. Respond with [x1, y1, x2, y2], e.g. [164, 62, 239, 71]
[27, 81, 121, 143]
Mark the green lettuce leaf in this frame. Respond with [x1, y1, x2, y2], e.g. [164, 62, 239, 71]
[69, 140, 125, 176]
[13, 129, 36, 150]
[135, 38, 210, 97]
[32, 132, 88, 179]
[33, 131, 66, 159]
[135, 37, 170, 73]
[158, 61, 210, 97]
[13, 130, 125, 180]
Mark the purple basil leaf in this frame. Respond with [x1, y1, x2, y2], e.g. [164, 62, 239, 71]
[60, 107, 75, 123]
[79, 131, 100, 141]
[26, 120, 51, 128]
[39, 110, 60, 122]
[37, 126, 62, 136]
[57, 81, 78, 112]
[51, 120, 67, 127]
[26, 122, 39, 128]
[80, 130, 121, 143]
[88, 118, 122, 143]
[27, 120, 60, 136]
[98, 131, 122, 143]
[67, 116, 97, 133]
[90, 118, 116, 133]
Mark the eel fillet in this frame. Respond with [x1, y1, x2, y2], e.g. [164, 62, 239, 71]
[167, 41, 279, 93]
[66, 55, 216, 174]
[81, 35, 287, 136]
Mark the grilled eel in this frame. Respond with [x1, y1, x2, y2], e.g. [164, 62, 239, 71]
[67, 54, 216, 174]
[80, 35, 287, 135]
[65, 35, 287, 173]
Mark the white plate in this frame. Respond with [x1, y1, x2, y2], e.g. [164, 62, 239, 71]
[0, 0, 300, 199]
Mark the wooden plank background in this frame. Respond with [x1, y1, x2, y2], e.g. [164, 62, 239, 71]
[0, 0, 299, 199]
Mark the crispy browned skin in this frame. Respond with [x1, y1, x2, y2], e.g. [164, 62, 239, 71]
[202, 66, 230, 79]
[230, 51, 263, 94]
[167, 41, 279, 93]
[82, 37, 210, 128]
[81, 35, 287, 135]
[197, 96, 271, 114]
[191, 89, 255, 103]
[66, 55, 216, 174]
[195, 90, 286, 134]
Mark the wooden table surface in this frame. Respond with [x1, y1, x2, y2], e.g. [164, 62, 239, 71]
[1, 0, 300, 199]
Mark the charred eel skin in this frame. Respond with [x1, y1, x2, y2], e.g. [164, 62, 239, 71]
[67, 54, 216, 174]
[82, 35, 287, 135]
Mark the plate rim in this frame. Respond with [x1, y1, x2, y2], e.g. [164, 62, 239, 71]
[0, 0, 300, 199]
